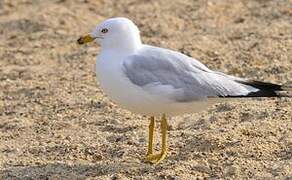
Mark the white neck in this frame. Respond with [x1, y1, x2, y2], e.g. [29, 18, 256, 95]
[101, 39, 142, 54]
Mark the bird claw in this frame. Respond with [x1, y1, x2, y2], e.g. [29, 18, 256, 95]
[146, 152, 167, 164]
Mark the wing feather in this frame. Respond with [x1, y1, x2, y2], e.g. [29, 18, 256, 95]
[122, 45, 258, 102]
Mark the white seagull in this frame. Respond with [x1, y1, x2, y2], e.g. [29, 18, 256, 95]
[77, 17, 290, 164]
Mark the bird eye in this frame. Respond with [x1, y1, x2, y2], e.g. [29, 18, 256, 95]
[101, 28, 108, 33]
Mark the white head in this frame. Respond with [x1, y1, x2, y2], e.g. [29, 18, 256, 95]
[78, 17, 142, 52]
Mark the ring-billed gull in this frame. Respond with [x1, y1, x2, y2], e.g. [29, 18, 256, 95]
[77, 17, 290, 164]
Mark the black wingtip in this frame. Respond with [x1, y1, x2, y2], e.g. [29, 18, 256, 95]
[238, 80, 283, 91]
[239, 80, 283, 97]
[222, 80, 291, 98]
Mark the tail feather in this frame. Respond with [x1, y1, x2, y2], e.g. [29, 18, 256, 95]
[227, 80, 291, 98]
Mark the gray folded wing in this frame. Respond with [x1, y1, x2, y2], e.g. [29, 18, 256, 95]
[122, 46, 258, 102]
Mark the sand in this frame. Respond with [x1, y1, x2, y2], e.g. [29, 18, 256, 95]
[0, 0, 291, 179]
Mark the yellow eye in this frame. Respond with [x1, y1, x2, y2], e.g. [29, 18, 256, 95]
[101, 28, 108, 33]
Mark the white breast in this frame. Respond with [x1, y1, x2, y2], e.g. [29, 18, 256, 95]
[96, 52, 156, 114]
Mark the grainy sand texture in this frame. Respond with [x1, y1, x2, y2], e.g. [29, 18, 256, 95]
[0, 0, 292, 179]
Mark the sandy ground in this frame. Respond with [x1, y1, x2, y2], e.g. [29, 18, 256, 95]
[0, 0, 292, 179]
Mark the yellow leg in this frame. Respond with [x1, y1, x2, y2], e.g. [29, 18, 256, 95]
[146, 116, 155, 156]
[146, 114, 168, 164]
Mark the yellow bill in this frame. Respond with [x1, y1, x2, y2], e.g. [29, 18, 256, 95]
[77, 34, 95, 45]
